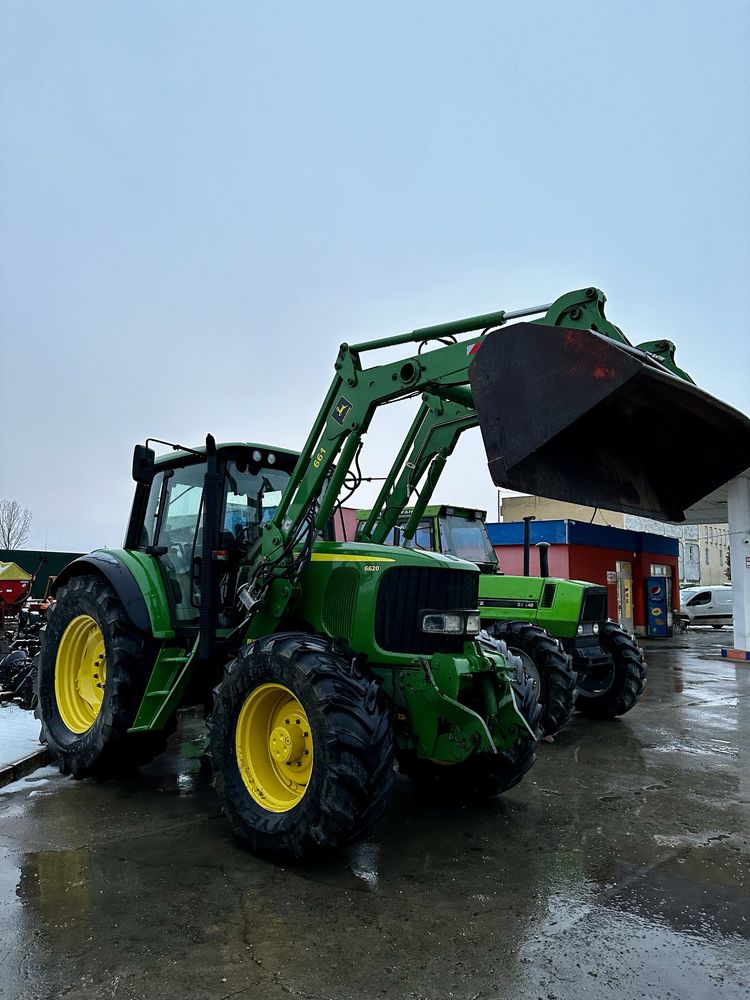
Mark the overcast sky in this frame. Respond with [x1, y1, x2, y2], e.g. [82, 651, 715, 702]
[1, 1, 748, 552]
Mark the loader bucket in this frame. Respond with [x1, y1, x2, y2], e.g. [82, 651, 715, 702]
[469, 323, 750, 522]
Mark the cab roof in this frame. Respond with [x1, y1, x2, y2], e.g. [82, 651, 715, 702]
[355, 504, 488, 521]
[154, 441, 300, 466]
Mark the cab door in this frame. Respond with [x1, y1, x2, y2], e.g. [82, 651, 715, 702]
[152, 462, 206, 626]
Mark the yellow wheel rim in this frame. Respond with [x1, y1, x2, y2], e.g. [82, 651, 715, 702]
[54, 615, 107, 734]
[235, 683, 314, 813]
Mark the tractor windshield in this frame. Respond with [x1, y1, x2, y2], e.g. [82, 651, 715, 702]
[224, 461, 291, 544]
[439, 515, 498, 570]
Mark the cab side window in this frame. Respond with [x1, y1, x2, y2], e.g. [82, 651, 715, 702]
[141, 471, 165, 548]
[154, 463, 206, 624]
[414, 520, 434, 549]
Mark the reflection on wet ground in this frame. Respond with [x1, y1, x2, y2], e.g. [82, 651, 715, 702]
[0, 629, 748, 999]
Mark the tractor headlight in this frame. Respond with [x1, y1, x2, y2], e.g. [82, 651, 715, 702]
[422, 611, 481, 635]
[577, 622, 600, 636]
[465, 613, 481, 635]
[423, 613, 464, 634]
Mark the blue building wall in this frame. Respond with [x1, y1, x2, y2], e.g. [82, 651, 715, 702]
[487, 519, 678, 557]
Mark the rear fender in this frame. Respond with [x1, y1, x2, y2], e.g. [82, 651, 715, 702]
[52, 550, 175, 639]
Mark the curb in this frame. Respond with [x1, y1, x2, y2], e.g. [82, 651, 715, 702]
[721, 648, 750, 661]
[0, 748, 52, 789]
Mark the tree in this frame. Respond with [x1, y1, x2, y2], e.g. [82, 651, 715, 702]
[725, 547, 731, 583]
[0, 499, 32, 549]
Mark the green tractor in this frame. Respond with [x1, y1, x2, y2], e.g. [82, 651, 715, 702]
[37, 287, 750, 859]
[354, 504, 644, 736]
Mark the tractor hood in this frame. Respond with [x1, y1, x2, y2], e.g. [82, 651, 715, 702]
[469, 323, 750, 522]
[308, 540, 480, 573]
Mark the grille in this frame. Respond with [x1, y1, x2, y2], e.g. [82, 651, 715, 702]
[322, 566, 359, 639]
[581, 588, 608, 623]
[541, 583, 557, 609]
[375, 566, 478, 654]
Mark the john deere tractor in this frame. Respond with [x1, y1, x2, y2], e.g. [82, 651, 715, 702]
[37, 287, 750, 859]
[355, 504, 644, 736]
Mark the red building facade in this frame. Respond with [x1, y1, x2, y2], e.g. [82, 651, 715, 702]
[487, 519, 680, 636]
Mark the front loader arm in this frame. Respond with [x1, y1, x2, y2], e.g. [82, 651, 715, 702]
[243, 303, 552, 635]
[242, 338, 484, 638]
[346, 288, 643, 549]
[241, 286, 748, 636]
[537, 286, 695, 383]
[263, 291, 580, 566]
[359, 395, 477, 546]
[243, 289, 597, 633]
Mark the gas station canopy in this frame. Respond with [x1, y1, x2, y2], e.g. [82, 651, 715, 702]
[681, 468, 750, 524]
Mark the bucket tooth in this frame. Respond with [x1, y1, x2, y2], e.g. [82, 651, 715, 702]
[469, 323, 750, 522]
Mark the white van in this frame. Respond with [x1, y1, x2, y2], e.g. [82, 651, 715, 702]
[678, 585, 733, 629]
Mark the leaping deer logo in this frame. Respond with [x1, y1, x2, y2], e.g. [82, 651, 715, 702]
[332, 397, 352, 425]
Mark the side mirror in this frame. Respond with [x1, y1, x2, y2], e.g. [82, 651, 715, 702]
[132, 444, 156, 484]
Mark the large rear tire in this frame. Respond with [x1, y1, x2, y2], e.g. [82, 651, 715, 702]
[485, 620, 576, 736]
[575, 621, 647, 719]
[36, 574, 171, 777]
[397, 636, 542, 797]
[210, 632, 394, 860]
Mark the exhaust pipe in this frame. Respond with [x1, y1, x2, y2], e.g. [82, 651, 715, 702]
[536, 541, 550, 578]
[523, 516, 535, 577]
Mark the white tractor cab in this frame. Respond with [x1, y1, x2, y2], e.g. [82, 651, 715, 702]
[678, 585, 734, 629]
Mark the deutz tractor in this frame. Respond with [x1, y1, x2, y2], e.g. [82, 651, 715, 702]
[37, 287, 750, 859]
[355, 504, 644, 736]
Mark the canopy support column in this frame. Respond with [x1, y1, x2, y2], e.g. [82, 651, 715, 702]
[723, 475, 750, 659]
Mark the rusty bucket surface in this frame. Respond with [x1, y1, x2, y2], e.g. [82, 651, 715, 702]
[469, 323, 750, 522]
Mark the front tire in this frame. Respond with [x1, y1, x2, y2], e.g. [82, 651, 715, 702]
[36, 574, 170, 777]
[575, 621, 647, 719]
[486, 620, 576, 736]
[210, 633, 394, 860]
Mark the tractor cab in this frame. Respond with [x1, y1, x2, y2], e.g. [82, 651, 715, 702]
[432, 507, 499, 575]
[355, 504, 499, 575]
[125, 441, 300, 632]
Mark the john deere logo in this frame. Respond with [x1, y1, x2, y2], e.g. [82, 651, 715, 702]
[332, 396, 352, 424]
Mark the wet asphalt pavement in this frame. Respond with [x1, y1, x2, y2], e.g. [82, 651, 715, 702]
[0, 629, 748, 1000]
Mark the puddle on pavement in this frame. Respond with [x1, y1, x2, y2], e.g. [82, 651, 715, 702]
[16, 849, 92, 917]
[133, 719, 213, 798]
[593, 862, 750, 940]
[650, 739, 738, 757]
[0, 767, 57, 797]
[518, 894, 743, 998]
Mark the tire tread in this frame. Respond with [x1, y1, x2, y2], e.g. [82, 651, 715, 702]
[210, 632, 394, 860]
[486, 620, 576, 736]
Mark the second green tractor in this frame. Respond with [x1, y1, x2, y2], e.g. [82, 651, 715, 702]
[355, 504, 646, 737]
